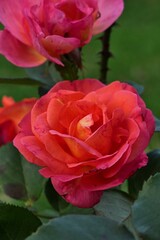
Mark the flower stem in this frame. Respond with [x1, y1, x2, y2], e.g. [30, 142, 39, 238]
[99, 25, 114, 84]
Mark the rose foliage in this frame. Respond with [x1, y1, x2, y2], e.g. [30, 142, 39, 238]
[14, 79, 155, 208]
[0, 96, 36, 147]
[0, 0, 123, 67]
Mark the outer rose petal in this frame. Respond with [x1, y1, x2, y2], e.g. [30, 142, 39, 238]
[0, 120, 16, 146]
[76, 153, 148, 192]
[0, 30, 46, 67]
[0, 0, 30, 44]
[51, 177, 103, 208]
[93, 0, 124, 35]
[1, 96, 15, 107]
[0, 97, 36, 128]
[49, 79, 104, 94]
[0, 96, 36, 147]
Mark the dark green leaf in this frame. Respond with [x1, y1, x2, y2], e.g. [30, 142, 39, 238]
[128, 149, 160, 198]
[126, 81, 144, 95]
[123, 216, 142, 240]
[45, 179, 68, 212]
[61, 204, 94, 216]
[155, 117, 160, 132]
[0, 143, 45, 202]
[0, 202, 41, 240]
[21, 157, 46, 202]
[94, 189, 133, 223]
[26, 215, 134, 240]
[25, 63, 55, 86]
[132, 173, 160, 240]
[38, 85, 52, 97]
[0, 225, 10, 240]
[0, 144, 27, 200]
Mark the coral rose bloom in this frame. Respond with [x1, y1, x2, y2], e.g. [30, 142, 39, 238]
[14, 79, 155, 208]
[0, 0, 124, 67]
[0, 96, 36, 146]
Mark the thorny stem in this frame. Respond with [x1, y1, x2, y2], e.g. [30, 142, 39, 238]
[99, 24, 114, 84]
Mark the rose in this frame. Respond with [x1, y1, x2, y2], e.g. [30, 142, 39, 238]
[14, 79, 155, 207]
[0, 96, 36, 147]
[0, 0, 124, 67]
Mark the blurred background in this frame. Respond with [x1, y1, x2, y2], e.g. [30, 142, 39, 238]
[0, 0, 160, 119]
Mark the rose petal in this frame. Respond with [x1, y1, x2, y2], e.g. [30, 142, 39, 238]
[49, 130, 102, 160]
[0, 30, 46, 67]
[40, 35, 80, 64]
[0, 0, 33, 44]
[86, 121, 113, 155]
[107, 90, 140, 118]
[1, 96, 15, 107]
[40, 167, 83, 182]
[68, 143, 128, 169]
[51, 177, 103, 208]
[0, 120, 16, 146]
[93, 0, 124, 35]
[49, 79, 104, 94]
[14, 134, 46, 166]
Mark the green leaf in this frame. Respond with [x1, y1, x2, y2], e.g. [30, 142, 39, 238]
[44, 179, 93, 216]
[123, 216, 142, 240]
[21, 157, 46, 202]
[94, 189, 133, 223]
[26, 215, 134, 240]
[0, 143, 45, 202]
[61, 204, 94, 216]
[38, 85, 52, 96]
[155, 117, 160, 132]
[128, 149, 160, 198]
[126, 81, 144, 95]
[0, 202, 41, 240]
[45, 179, 69, 212]
[132, 173, 160, 240]
[25, 62, 55, 86]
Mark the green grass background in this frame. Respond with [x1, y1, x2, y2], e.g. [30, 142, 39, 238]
[0, 0, 160, 118]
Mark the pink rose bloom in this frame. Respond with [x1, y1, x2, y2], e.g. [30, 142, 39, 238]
[14, 79, 155, 208]
[0, 0, 124, 67]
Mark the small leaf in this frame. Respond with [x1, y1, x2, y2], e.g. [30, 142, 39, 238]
[0, 202, 41, 240]
[155, 117, 160, 132]
[128, 149, 160, 198]
[25, 62, 55, 86]
[132, 173, 160, 240]
[38, 85, 52, 97]
[0, 143, 45, 202]
[94, 189, 133, 223]
[26, 215, 134, 240]
[126, 81, 144, 95]
[45, 179, 68, 212]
